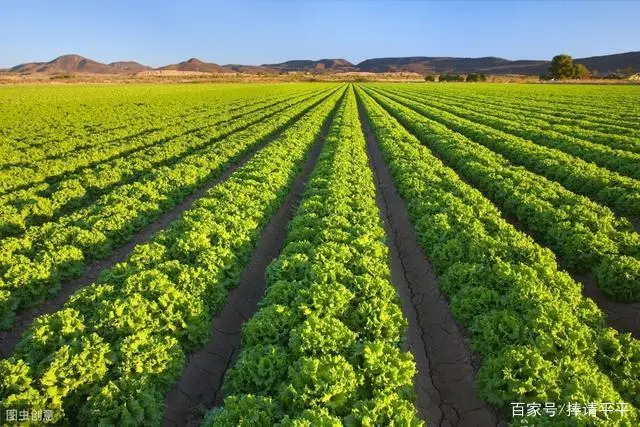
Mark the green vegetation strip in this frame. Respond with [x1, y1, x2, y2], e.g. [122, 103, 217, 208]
[434, 85, 640, 127]
[0, 87, 329, 238]
[378, 86, 640, 181]
[0, 86, 345, 426]
[0, 84, 308, 164]
[0, 86, 311, 189]
[0, 89, 287, 172]
[364, 87, 640, 302]
[357, 86, 640, 425]
[403, 86, 640, 153]
[204, 87, 422, 426]
[0, 86, 342, 328]
[370, 86, 640, 221]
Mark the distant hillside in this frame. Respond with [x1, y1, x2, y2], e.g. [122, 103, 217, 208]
[5, 51, 640, 76]
[577, 51, 640, 75]
[222, 64, 277, 74]
[357, 56, 548, 74]
[356, 52, 640, 75]
[158, 58, 230, 73]
[10, 55, 151, 74]
[263, 59, 355, 72]
[108, 61, 152, 73]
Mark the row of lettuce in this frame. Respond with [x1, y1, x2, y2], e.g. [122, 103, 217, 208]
[411, 83, 640, 133]
[403, 86, 640, 153]
[0, 86, 346, 426]
[0, 87, 326, 238]
[0, 84, 308, 167]
[0, 86, 341, 329]
[0, 90, 272, 180]
[204, 87, 422, 426]
[365, 86, 640, 302]
[357, 86, 639, 425]
[371, 86, 640, 220]
[400, 87, 640, 181]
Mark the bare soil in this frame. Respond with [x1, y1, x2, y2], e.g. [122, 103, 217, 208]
[358, 99, 504, 427]
[574, 272, 640, 339]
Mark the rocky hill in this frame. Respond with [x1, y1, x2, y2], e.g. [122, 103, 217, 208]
[10, 55, 150, 74]
[262, 59, 355, 72]
[158, 58, 229, 73]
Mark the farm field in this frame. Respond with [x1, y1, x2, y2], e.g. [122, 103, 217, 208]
[0, 82, 639, 426]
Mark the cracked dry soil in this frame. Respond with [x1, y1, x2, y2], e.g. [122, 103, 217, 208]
[358, 98, 505, 427]
[162, 132, 327, 427]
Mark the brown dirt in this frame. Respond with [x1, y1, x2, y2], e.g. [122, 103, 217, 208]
[358, 98, 504, 427]
[161, 100, 339, 427]
[574, 272, 640, 339]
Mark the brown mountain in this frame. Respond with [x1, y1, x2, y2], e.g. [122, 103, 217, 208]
[262, 59, 355, 73]
[356, 52, 640, 75]
[159, 58, 230, 73]
[11, 54, 109, 73]
[356, 56, 548, 74]
[108, 61, 152, 73]
[10, 55, 151, 74]
[222, 64, 277, 74]
[576, 51, 640, 75]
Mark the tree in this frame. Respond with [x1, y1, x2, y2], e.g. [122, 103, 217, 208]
[424, 75, 436, 82]
[549, 54, 575, 79]
[439, 73, 464, 82]
[466, 73, 487, 82]
[572, 63, 590, 79]
[466, 73, 480, 82]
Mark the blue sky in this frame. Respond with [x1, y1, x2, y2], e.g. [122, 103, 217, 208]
[2, 0, 639, 68]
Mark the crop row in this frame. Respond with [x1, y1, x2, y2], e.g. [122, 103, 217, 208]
[410, 85, 640, 138]
[0, 87, 253, 168]
[0, 86, 321, 195]
[205, 87, 422, 426]
[401, 86, 640, 153]
[0, 87, 329, 238]
[0, 94, 243, 168]
[0, 87, 342, 328]
[431, 84, 640, 128]
[357, 86, 640, 424]
[370, 86, 640, 221]
[376, 86, 640, 182]
[0, 86, 345, 426]
[0, 84, 311, 162]
[364, 87, 640, 302]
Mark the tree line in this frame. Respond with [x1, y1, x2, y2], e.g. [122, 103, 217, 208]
[425, 73, 487, 82]
[424, 54, 593, 82]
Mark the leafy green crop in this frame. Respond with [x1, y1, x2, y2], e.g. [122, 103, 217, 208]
[0, 85, 340, 328]
[357, 85, 640, 425]
[365, 86, 640, 302]
[207, 87, 422, 426]
[0, 85, 345, 425]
